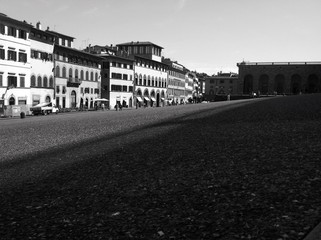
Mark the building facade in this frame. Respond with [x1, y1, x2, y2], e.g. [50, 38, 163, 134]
[237, 61, 321, 95]
[0, 13, 31, 116]
[117, 42, 168, 108]
[51, 31, 102, 109]
[205, 72, 238, 100]
[163, 58, 186, 105]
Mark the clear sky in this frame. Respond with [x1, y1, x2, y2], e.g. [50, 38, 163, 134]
[1, 0, 321, 75]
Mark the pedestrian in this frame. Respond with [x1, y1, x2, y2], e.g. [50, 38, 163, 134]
[101, 103, 105, 111]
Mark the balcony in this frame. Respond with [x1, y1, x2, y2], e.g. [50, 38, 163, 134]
[67, 77, 81, 88]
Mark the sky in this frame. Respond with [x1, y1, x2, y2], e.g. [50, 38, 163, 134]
[1, 0, 321, 75]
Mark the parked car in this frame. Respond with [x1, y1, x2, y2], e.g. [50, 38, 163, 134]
[30, 102, 59, 115]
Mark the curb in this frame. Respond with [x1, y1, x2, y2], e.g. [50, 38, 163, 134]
[304, 222, 321, 240]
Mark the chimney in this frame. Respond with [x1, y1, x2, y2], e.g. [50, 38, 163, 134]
[36, 21, 41, 30]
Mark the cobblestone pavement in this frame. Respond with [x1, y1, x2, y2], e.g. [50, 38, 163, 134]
[1, 95, 321, 239]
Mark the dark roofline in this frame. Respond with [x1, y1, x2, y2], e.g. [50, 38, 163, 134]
[117, 41, 164, 49]
[54, 44, 103, 61]
[0, 13, 32, 29]
[46, 30, 75, 40]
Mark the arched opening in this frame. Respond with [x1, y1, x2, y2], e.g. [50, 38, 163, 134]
[156, 92, 160, 107]
[143, 89, 149, 107]
[43, 76, 48, 88]
[243, 75, 253, 94]
[71, 90, 77, 108]
[31, 75, 36, 87]
[259, 74, 269, 95]
[150, 90, 156, 107]
[37, 76, 42, 87]
[9, 97, 15, 105]
[307, 74, 320, 93]
[55, 66, 60, 77]
[274, 74, 285, 94]
[49, 76, 54, 88]
[291, 74, 302, 94]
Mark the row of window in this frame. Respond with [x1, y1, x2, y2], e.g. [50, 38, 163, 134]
[110, 62, 134, 69]
[0, 75, 25, 88]
[136, 60, 166, 71]
[31, 49, 53, 61]
[110, 85, 134, 92]
[55, 66, 99, 81]
[0, 48, 27, 62]
[55, 53, 99, 68]
[168, 70, 185, 79]
[0, 24, 27, 39]
[168, 79, 185, 87]
[30, 75, 54, 88]
[135, 75, 167, 88]
[111, 72, 133, 80]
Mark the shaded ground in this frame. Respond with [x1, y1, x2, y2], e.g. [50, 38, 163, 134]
[1, 94, 321, 239]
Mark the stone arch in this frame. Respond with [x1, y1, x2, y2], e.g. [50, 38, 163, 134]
[291, 74, 302, 94]
[307, 74, 320, 93]
[45, 95, 51, 103]
[259, 74, 269, 94]
[243, 74, 253, 94]
[274, 74, 285, 94]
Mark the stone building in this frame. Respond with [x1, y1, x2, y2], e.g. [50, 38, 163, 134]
[237, 61, 321, 95]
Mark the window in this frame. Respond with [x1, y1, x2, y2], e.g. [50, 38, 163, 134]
[95, 72, 98, 81]
[19, 29, 26, 39]
[19, 52, 27, 63]
[8, 50, 17, 61]
[80, 70, 84, 80]
[62, 39, 65, 46]
[8, 26, 16, 37]
[90, 72, 93, 81]
[75, 69, 78, 80]
[8, 76, 17, 87]
[18, 97, 26, 105]
[62, 86, 66, 94]
[62, 67, 66, 77]
[0, 48, 5, 59]
[123, 74, 128, 80]
[20, 76, 25, 87]
[49, 77, 53, 87]
[30, 75, 36, 86]
[0, 24, 5, 34]
[0, 74, 3, 86]
[129, 86, 133, 92]
[122, 86, 127, 92]
[9, 97, 15, 105]
[56, 85, 60, 94]
[111, 85, 122, 91]
[86, 71, 89, 80]
[69, 68, 72, 79]
[43, 76, 48, 87]
[55, 66, 60, 77]
[37, 76, 42, 87]
[91, 88, 93, 94]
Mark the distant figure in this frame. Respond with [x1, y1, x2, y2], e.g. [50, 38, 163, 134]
[101, 103, 105, 111]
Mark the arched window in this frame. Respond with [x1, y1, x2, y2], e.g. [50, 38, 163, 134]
[148, 76, 151, 86]
[135, 74, 138, 85]
[80, 70, 84, 80]
[243, 75, 253, 94]
[55, 66, 60, 77]
[143, 75, 147, 86]
[37, 76, 42, 87]
[75, 69, 79, 80]
[95, 72, 98, 81]
[86, 71, 89, 80]
[259, 74, 269, 94]
[49, 76, 54, 88]
[139, 74, 142, 85]
[30, 75, 36, 87]
[9, 97, 15, 105]
[274, 74, 285, 94]
[43, 76, 48, 88]
[71, 90, 76, 108]
[152, 76, 154, 87]
[62, 67, 66, 78]
[91, 72, 94, 81]
[69, 68, 73, 79]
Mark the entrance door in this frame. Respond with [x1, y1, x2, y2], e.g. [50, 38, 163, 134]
[71, 91, 76, 108]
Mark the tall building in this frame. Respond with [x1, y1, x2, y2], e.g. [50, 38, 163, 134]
[29, 22, 55, 107]
[0, 13, 31, 116]
[117, 42, 168, 107]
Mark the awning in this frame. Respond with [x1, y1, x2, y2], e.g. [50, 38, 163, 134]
[151, 97, 156, 101]
[144, 97, 150, 101]
[136, 96, 143, 102]
[94, 98, 109, 102]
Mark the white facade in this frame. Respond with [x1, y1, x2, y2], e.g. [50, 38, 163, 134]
[0, 14, 31, 116]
